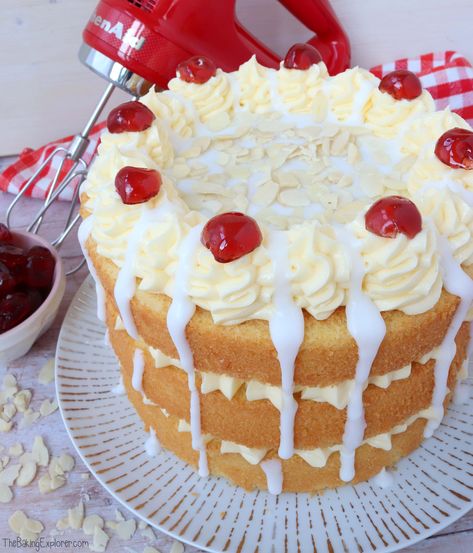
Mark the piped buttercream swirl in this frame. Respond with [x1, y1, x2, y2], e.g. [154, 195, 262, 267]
[277, 62, 328, 115]
[140, 90, 195, 138]
[168, 69, 234, 131]
[238, 56, 272, 113]
[352, 217, 442, 315]
[82, 61, 473, 328]
[365, 89, 435, 138]
[324, 67, 377, 124]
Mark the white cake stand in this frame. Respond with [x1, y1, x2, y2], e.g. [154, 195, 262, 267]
[56, 276, 473, 553]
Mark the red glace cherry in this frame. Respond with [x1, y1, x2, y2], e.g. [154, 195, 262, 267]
[0, 223, 12, 244]
[0, 292, 33, 333]
[434, 127, 473, 169]
[201, 212, 263, 263]
[107, 101, 155, 134]
[0, 262, 15, 296]
[177, 56, 217, 84]
[379, 70, 422, 101]
[283, 43, 323, 70]
[25, 246, 55, 289]
[365, 196, 422, 239]
[115, 167, 162, 205]
[0, 245, 27, 278]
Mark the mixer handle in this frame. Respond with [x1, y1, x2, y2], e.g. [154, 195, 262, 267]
[81, 0, 350, 91]
[277, 0, 350, 74]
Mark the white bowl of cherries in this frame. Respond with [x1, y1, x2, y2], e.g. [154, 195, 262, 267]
[0, 224, 66, 366]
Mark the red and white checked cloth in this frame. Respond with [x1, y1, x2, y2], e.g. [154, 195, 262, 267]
[1, 51, 473, 201]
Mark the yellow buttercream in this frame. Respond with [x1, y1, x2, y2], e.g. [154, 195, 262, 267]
[168, 69, 234, 130]
[418, 188, 473, 265]
[237, 56, 272, 113]
[288, 222, 349, 320]
[82, 62, 473, 329]
[324, 67, 378, 123]
[277, 62, 328, 115]
[365, 89, 435, 138]
[140, 89, 195, 138]
[352, 218, 442, 315]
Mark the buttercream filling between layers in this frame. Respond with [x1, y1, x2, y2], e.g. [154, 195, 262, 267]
[115, 314, 441, 410]
[147, 360, 468, 467]
[123, 310, 438, 410]
[172, 406, 438, 468]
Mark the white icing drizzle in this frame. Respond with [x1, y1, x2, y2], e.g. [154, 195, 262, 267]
[114, 210, 151, 340]
[111, 375, 126, 396]
[132, 349, 145, 396]
[268, 230, 304, 459]
[143, 395, 157, 406]
[424, 235, 473, 437]
[166, 225, 209, 477]
[453, 360, 469, 405]
[103, 329, 111, 347]
[260, 459, 283, 495]
[77, 216, 106, 322]
[372, 467, 395, 489]
[453, 378, 470, 405]
[114, 200, 179, 340]
[145, 427, 161, 457]
[335, 226, 386, 482]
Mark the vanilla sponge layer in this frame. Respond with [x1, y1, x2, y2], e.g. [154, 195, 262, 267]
[86, 234, 465, 388]
[105, 297, 468, 450]
[88, 232, 468, 492]
[115, 312, 434, 410]
[122, 367, 454, 493]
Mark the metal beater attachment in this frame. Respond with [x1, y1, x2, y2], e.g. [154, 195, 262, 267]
[5, 0, 350, 275]
[6, 84, 115, 274]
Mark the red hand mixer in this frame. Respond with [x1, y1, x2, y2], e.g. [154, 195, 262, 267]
[7, 0, 350, 259]
[81, 0, 350, 93]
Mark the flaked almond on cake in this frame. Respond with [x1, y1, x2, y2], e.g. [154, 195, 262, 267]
[79, 44, 473, 494]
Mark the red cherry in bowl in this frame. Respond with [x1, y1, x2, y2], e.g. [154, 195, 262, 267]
[115, 166, 162, 205]
[107, 101, 155, 134]
[177, 56, 217, 84]
[26, 288, 44, 311]
[365, 196, 422, 239]
[379, 70, 422, 101]
[435, 127, 473, 169]
[283, 43, 323, 70]
[0, 245, 27, 277]
[0, 262, 15, 296]
[0, 292, 34, 333]
[201, 212, 263, 263]
[0, 223, 13, 244]
[25, 246, 55, 289]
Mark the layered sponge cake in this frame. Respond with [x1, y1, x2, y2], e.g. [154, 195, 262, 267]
[79, 46, 473, 493]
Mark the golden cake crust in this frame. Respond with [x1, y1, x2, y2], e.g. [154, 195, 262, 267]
[84, 227, 466, 388]
[106, 295, 467, 450]
[79, 58, 473, 495]
[122, 366, 454, 493]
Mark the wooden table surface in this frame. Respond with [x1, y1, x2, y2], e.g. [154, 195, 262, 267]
[0, 157, 472, 552]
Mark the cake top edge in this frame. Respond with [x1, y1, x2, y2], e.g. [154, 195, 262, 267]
[81, 52, 473, 326]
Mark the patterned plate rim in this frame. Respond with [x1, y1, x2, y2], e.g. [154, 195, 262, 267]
[55, 276, 473, 553]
